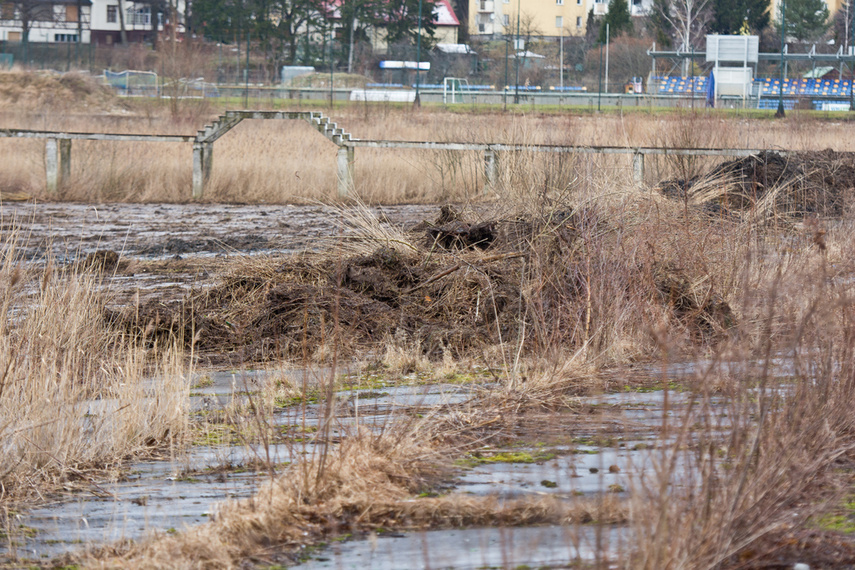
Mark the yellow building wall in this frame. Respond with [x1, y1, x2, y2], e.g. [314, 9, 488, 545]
[768, 0, 843, 25]
[469, 0, 589, 38]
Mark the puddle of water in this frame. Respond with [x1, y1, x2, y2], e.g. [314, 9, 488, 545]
[291, 525, 625, 570]
[4, 379, 720, 565]
[16, 470, 261, 559]
[6, 373, 477, 562]
[456, 446, 690, 498]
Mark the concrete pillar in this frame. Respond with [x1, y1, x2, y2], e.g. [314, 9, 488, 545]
[45, 138, 59, 194]
[484, 149, 497, 193]
[336, 146, 354, 199]
[632, 151, 645, 186]
[59, 139, 71, 189]
[192, 142, 204, 200]
[202, 142, 213, 182]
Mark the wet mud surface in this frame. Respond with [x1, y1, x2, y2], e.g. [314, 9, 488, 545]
[0, 202, 439, 261]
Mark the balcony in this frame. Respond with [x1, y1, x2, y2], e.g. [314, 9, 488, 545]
[478, 1, 494, 12]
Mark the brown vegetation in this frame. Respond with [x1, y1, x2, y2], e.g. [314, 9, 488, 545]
[2, 101, 855, 204]
[0, 233, 189, 500]
[6, 92, 855, 568]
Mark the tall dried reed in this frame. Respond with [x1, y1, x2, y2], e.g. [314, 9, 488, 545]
[2, 106, 855, 204]
[0, 230, 189, 499]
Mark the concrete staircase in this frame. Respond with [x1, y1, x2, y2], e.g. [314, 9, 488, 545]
[308, 112, 353, 145]
[195, 111, 353, 147]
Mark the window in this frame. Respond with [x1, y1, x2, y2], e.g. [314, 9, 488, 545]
[32, 4, 52, 21]
[107, 5, 117, 22]
[127, 5, 151, 26]
[577, 0, 581, 5]
[556, 0, 563, 4]
[65, 5, 78, 22]
[503, 14, 509, 25]
[55, 33, 78, 42]
[555, 16, 563, 27]
[576, 16, 582, 26]
[0, 3, 14, 19]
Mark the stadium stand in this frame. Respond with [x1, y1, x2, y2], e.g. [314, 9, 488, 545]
[757, 98, 796, 110]
[756, 77, 852, 97]
[653, 75, 708, 94]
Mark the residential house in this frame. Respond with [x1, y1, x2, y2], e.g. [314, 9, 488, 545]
[0, 0, 183, 45]
[0, 0, 91, 43]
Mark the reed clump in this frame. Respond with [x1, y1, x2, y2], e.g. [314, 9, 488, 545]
[0, 231, 189, 500]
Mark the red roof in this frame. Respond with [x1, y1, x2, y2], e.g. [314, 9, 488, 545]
[322, 0, 459, 27]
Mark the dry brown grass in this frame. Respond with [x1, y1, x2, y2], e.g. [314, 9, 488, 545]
[83, 415, 627, 569]
[2, 100, 855, 204]
[6, 85, 855, 568]
[0, 230, 189, 501]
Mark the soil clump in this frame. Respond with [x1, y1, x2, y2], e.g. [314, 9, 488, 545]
[658, 150, 855, 219]
[110, 206, 734, 366]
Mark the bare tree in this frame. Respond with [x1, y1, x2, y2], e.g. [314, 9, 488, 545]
[656, 0, 712, 56]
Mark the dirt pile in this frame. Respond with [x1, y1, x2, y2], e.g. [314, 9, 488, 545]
[0, 71, 120, 111]
[658, 150, 855, 219]
[112, 206, 734, 366]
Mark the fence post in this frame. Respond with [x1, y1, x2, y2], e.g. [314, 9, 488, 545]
[45, 138, 59, 194]
[59, 139, 71, 188]
[337, 146, 354, 198]
[632, 151, 645, 186]
[484, 148, 497, 192]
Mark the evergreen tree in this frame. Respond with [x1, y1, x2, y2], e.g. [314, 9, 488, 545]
[649, 0, 674, 46]
[776, 0, 830, 41]
[710, 0, 770, 34]
[585, 8, 601, 47]
[598, 0, 632, 43]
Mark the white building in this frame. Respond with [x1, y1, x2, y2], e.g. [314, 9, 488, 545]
[0, 0, 184, 45]
[0, 0, 91, 43]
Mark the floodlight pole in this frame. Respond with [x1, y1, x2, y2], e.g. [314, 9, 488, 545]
[514, 0, 521, 104]
[329, 29, 334, 109]
[559, 24, 564, 91]
[244, 31, 250, 108]
[597, 42, 603, 112]
[851, 0, 854, 110]
[504, 35, 509, 110]
[776, 0, 786, 118]
[415, 0, 423, 107]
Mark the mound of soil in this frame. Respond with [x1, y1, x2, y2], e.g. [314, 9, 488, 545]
[659, 150, 855, 219]
[110, 206, 734, 366]
[0, 71, 120, 111]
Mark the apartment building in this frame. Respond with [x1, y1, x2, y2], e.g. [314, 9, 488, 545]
[468, 0, 652, 40]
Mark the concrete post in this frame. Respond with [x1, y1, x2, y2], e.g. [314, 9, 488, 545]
[202, 142, 213, 182]
[59, 139, 71, 189]
[45, 138, 59, 194]
[484, 149, 497, 192]
[632, 151, 645, 186]
[192, 142, 204, 200]
[336, 146, 354, 199]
